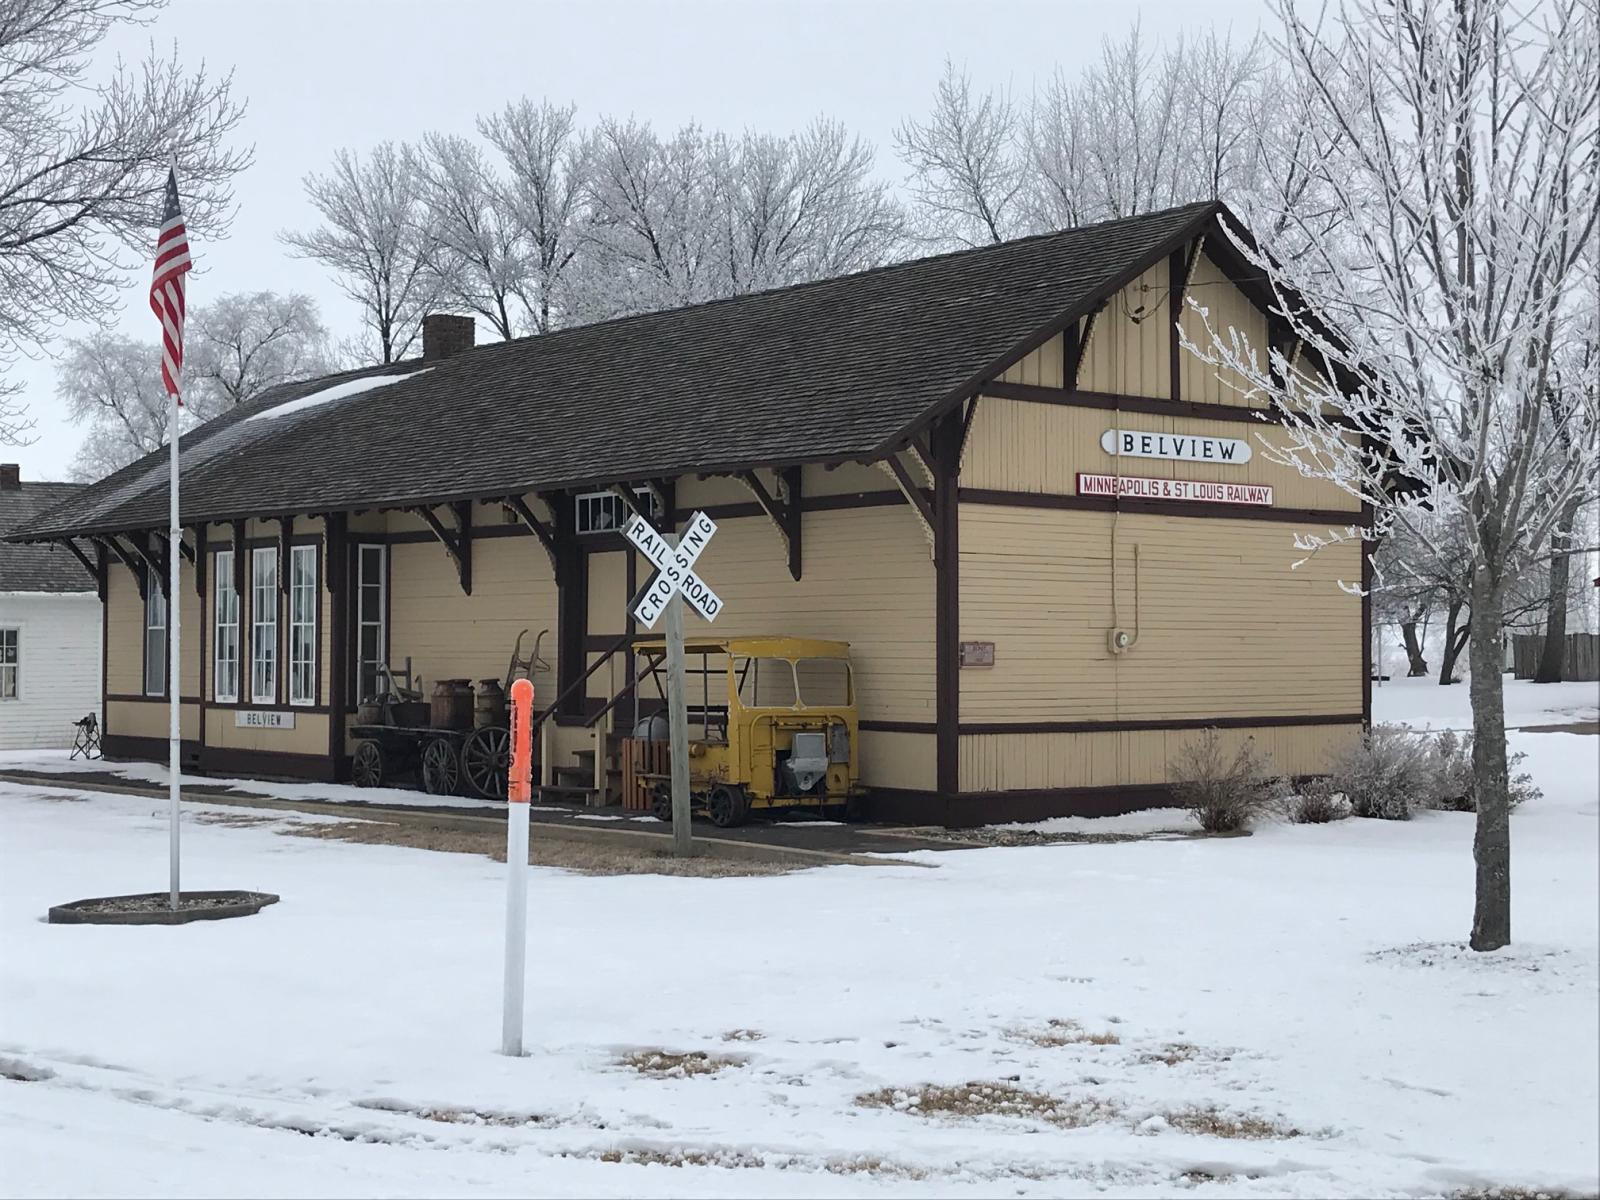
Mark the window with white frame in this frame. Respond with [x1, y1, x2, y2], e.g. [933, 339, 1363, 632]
[0, 628, 17, 700]
[144, 582, 167, 697]
[575, 488, 662, 535]
[213, 550, 239, 702]
[356, 544, 386, 703]
[288, 545, 318, 706]
[250, 546, 278, 703]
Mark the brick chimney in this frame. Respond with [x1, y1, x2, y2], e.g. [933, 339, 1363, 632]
[0, 463, 19, 491]
[422, 314, 475, 361]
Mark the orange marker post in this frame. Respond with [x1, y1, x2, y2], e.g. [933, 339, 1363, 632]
[502, 678, 534, 1056]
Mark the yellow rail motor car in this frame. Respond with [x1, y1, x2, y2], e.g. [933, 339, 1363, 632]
[634, 636, 865, 826]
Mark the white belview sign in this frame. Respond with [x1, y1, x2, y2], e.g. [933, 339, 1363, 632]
[625, 511, 725, 627]
[1101, 428, 1252, 464]
[234, 709, 296, 729]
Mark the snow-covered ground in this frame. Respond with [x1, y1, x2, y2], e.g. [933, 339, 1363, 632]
[1373, 673, 1598, 730]
[2, 728, 1596, 1198]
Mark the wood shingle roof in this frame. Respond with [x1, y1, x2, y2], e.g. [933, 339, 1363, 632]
[10, 201, 1218, 541]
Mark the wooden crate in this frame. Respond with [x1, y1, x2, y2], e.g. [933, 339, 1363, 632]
[621, 737, 670, 810]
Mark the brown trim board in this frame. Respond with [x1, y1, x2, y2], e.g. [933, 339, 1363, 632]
[959, 714, 1363, 735]
[979, 381, 1279, 427]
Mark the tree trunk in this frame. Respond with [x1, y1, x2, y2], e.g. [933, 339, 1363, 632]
[1533, 492, 1583, 683]
[1401, 621, 1430, 676]
[1468, 567, 1512, 951]
[1439, 600, 1469, 684]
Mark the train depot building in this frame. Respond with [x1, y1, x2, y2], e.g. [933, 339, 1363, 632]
[9, 201, 1368, 825]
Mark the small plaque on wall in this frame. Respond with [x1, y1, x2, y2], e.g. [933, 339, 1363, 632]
[235, 710, 295, 729]
[959, 641, 996, 668]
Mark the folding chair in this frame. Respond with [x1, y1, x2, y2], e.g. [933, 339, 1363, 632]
[71, 713, 101, 760]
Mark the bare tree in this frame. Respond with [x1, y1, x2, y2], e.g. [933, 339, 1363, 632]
[56, 332, 169, 478]
[184, 291, 332, 417]
[479, 98, 588, 334]
[280, 143, 442, 363]
[1185, 0, 1600, 950]
[717, 118, 906, 294]
[894, 58, 1025, 247]
[0, 0, 250, 441]
[409, 132, 530, 340]
[1534, 325, 1600, 681]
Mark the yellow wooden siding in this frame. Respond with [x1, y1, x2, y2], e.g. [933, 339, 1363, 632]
[1178, 252, 1269, 407]
[803, 461, 896, 498]
[860, 730, 935, 791]
[386, 533, 559, 703]
[205, 707, 329, 755]
[960, 397, 1359, 513]
[959, 723, 1361, 792]
[107, 699, 199, 741]
[999, 332, 1066, 387]
[1079, 261, 1171, 398]
[959, 505, 1362, 721]
[105, 565, 142, 694]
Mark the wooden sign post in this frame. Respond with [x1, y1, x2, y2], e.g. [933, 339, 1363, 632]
[623, 511, 724, 857]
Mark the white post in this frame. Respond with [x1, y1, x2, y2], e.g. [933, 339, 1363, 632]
[168, 390, 181, 910]
[502, 677, 534, 1057]
[664, 586, 692, 857]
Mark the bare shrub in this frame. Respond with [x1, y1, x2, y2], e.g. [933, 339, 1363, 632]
[1169, 730, 1285, 833]
[1429, 730, 1541, 812]
[1328, 724, 1433, 820]
[1287, 777, 1349, 824]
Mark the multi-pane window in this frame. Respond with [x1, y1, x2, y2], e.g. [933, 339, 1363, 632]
[288, 545, 317, 706]
[144, 582, 167, 697]
[356, 544, 386, 703]
[213, 550, 239, 702]
[0, 628, 17, 700]
[575, 488, 661, 535]
[250, 546, 278, 703]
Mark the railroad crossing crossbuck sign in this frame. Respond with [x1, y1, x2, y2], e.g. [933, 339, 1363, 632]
[624, 510, 725, 628]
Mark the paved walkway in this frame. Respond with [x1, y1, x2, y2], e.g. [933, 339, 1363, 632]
[0, 767, 969, 861]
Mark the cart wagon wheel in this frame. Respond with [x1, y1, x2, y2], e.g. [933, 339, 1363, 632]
[706, 783, 749, 828]
[649, 781, 672, 822]
[461, 725, 510, 799]
[352, 740, 384, 788]
[420, 737, 460, 796]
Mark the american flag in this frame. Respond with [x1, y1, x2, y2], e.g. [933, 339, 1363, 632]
[149, 166, 193, 401]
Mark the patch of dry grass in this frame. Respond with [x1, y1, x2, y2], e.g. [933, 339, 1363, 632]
[617, 1049, 742, 1079]
[721, 1028, 764, 1042]
[1008, 1018, 1121, 1048]
[355, 1099, 548, 1127]
[856, 1081, 1117, 1128]
[573, 1146, 937, 1180]
[283, 820, 792, 876]
[1164, 1105, 1300, 1140]
[1136, 1041, 1233, 1067]
[193, 811, 278, 828]
[1447, 1189, 1600, 1200]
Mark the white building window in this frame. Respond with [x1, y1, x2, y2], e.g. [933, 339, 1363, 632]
[0, 628, 17, 700]
[213, 550, 239, 702]
[288, 545, 318, 706]
[356, 544, 386, 703]
[575, 488, 661, 535]
[251, 546, 278, 703]
[144, 582, 167, 697]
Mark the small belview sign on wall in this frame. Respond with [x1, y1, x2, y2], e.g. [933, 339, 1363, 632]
[1101, 428, 1253, 464]
[234, 710, 295, 729]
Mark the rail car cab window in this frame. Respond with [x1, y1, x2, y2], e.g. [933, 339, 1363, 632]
[795, 658, 852, 707]
[575, 488, 662, 535]
[734, 657, 798, 709]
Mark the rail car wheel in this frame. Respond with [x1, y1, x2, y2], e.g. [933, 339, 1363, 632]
[461, 726, 509, 799]
[421, 737, 460, 796]
[707, 783, 749, 828]
[352, 740, 384, 788]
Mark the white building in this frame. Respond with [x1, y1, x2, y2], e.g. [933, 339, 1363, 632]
[0, 464, 101, 750]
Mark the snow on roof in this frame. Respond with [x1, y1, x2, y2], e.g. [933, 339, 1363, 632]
[247, 368, 432, 423]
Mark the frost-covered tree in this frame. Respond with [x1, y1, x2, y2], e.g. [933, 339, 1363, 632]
[0, 0, 249, 442]
[56, 332, 169, 479]
[280, 143, 443, 363]
[1184, 0, 1600, 951]
[895, 58, 1026, 247]
[184, 291, 331, 417]
[479, 98, 588, 334]
[409, 132, 530, 340]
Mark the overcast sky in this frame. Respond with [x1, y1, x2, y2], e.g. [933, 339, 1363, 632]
[8, 0, 1271, 479]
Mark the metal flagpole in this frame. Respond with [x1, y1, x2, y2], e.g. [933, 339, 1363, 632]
[168, 387, 181, 910]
